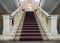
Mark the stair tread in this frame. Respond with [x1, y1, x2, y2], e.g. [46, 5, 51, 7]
[23, 24, 37, 25]
[20, 36, 42, 39]
[21, 33, 40, 34]
[22, 30, 40, 33]
[22, 27, 39, 28]
[23, 25, 38, 26]
[23, 23, 37, 25]
[17, 30, 41, 31]
[23, 22, 37, 23]
[22, 31, 40, 33]
[22, 30, 39, 31]
[22, 28, 38, 30]
[21, 34, 41, 36]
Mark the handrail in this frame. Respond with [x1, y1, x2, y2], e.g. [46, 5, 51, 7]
[35, 8, 52, 40]
[36, 5, 50, 30]
[10, 3, 25, 38]
[31, 1, 53, 40]
[11, 1, 26, 18]
[37, 6, 50, 18]
[40, 8, 50, 17]
[32, 0, 51, 25]
[11, 5, 22, 18]
[10, 9, 24, 38]
[32, 0, 50, 17]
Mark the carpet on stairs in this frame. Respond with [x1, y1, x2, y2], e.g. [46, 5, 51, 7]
[19, 11, 43, 41]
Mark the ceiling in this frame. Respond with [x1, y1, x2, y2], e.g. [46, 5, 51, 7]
[41, 0, 60, 12]
[0, 0, 60, 13]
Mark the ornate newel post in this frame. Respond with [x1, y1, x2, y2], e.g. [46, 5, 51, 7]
[2, 15, 12, 36]
[50, 15, 58, 35]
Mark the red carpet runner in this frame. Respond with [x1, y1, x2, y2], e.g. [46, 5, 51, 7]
[20, 11, 43, 41]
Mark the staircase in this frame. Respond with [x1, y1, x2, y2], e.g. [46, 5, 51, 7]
[19, 11, 43, 41]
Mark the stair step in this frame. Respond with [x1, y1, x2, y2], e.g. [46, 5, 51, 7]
[16, 33, 41, 36]
[22, 31, 40, 33]
[15, 33, 41, 36]
[20, 36, 43, 41]
[25, 19, 36, 20]
[25, 20, 35, 21]
[21, 33, 40, 35]
[22, 27, 39, 28]
[23, 25, 38, 27]
[21, 30, 39, 31]
[20, 36, 42, 39]
[22, 27, 38, 28]
[21, 33, 41, 36]
[22, 27, 39, 30]
[17, 29, 45, 32]
[16, 32, 45, 35]
[23, 23, 37, 25]
[23, 24, 37, 25]
[24, 19, 36, 22]
[17, 30, 44, 33]
[24, 22, 37, 24]
[22, 28, 39, 30]
[25, 19, 35, 20]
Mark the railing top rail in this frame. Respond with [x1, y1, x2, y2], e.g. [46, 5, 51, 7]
[10, 2, 26, 18]
[40, 8, 50, 17]
[32, 1, 50, 17]
[11, 6, 21, 17]
[11, 5, 22, 18]
[37, 6, 50, 17]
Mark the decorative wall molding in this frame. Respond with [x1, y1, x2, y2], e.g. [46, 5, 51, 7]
[50, 0, 60, 13]
[0, 0, 12, 13]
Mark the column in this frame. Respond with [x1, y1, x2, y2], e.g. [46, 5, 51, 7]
[2, 15, 12, 36]
[50, 15, 58, 35]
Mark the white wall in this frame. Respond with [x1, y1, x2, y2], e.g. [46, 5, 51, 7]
[34, 0, 40, 5]
[19, 0, 25, 5]
[50, 15, 58, 35]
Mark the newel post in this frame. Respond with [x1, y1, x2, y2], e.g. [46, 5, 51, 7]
[50, 15, 58, 35]
[2, 15, 12, 36]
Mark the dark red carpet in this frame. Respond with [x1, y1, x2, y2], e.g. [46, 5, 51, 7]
[20, 11, 43, 41]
